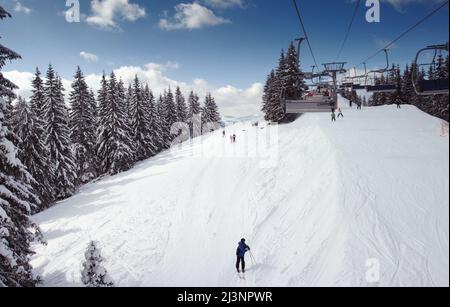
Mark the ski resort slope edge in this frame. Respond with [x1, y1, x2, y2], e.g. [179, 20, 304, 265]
[31, 98, 449, 287]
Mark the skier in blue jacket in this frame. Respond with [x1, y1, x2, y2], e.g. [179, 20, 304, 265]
[236, 239, 251, 273]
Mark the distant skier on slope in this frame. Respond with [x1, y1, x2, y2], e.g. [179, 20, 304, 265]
[337, 108, 344, 118]
[331, 110, 337, 122]
[236, 239, 251, 273]
[395, 98, 402, 109]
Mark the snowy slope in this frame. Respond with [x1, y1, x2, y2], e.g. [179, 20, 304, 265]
[31, 97, 449, 287]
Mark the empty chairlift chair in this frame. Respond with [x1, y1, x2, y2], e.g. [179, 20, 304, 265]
[413, 43, 449, 96]
[366, 83, 397, 93]
[349, 63, 368, 90]
[364, 49, 398, 94]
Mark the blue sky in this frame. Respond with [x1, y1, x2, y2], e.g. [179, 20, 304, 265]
[1, 0, 448, 115]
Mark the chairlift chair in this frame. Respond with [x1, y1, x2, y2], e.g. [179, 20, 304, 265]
[282, 39, 342, 113]
[348, 64, 368, 90]
[364, 49, 398, 94]
[412, 43, 449, 96]
[351, 84, 367, 90]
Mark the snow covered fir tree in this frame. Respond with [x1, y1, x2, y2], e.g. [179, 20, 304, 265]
[81, 241, 114, 287]
[0, 7, 41, 287]
[262, 42, 305, 123]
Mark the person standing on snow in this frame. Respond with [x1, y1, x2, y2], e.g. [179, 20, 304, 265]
[395, 98, 402, 109]
[337, 108, 344, 118]
[331, 110, 337, 122]
[236, 239, 251, 273]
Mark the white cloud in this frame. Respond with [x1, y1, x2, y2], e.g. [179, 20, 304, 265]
[201, 0, 245, 9]
[4, 62, 263, 117]
[160, 2, 231, 30]
[14, 1, 32, 14]
[2, 70, 35, 98]
[86, 0, 146, 30]
[80, 51, 99, 62]
[2, 70, 73, 101]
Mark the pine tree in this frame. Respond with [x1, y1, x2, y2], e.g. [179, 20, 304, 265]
[201, 93, 221, 130]
[175, 86, 188, 124]
[125, 84, 133, 126]
[265, 51, 286, 122]
[43, 66, 77, 199]
[401, 64, 415, 105]
[95, 73, 108, 176]
[161, 88, 177, 148]
[187, 91, 201, 137]
[118, 78, 136, 158]
[96, 72, 134, 175]
[12, 97, 53, 210]
[28, 68, 54, 205]
[143, 84, 162, 155]
[81, 241, 114, 287]
[432, 54, 449, 120]
[262, 70, 276, 121]
[69, 67, 97, 183]
[129, 76, 152, 160]
[30, 68, 46, 118]
[284, 42, 304, 100]
[389, 65, 402, 102]
[1, 7, 41, 287]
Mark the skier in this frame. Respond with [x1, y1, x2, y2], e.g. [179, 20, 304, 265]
[395, 98, 402, 109]
[233, 134, 237, 143]
[223, 130, 226, 138]
[331, 110, 337, 122]
[337, 108, 344, 118]
[349, 98, 353, 108]
[236, 239, 251, 273]
[357, 102, 362, 110]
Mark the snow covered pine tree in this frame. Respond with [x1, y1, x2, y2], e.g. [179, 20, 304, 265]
[96, 73, 134, 175]
[43, 65, 77, 200]
[69, 67, 97, 184]
[11, 96, 52, 212]
[1, 6, 42, 287]
[201, 93, 221, 132]
[81, 241, 114, 287]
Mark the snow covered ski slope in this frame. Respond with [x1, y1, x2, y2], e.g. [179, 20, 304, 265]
[31, 98, 449, 287]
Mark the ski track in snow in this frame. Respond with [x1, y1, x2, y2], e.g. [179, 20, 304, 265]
[31, 98, 449, 287]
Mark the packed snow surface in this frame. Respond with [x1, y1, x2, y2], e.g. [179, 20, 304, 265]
[32, 98, 449, 287]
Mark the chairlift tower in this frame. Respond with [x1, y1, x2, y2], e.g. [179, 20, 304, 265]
[322, 62, 347, 107]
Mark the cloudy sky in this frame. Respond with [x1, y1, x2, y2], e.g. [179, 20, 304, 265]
[1, 0, 448, 116]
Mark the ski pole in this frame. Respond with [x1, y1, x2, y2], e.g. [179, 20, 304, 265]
[249, 251, 256, 265]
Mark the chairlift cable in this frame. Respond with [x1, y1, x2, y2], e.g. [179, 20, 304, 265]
[336, 0, 362, 61]
[291, 0, 320, 71]
[353, 0, 449, 69]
